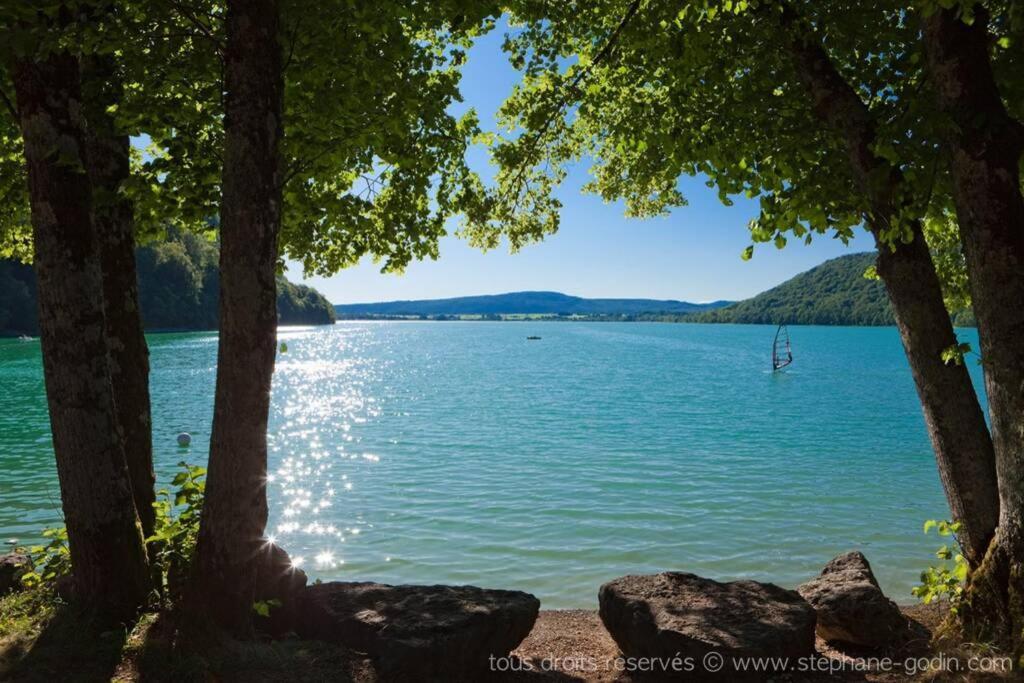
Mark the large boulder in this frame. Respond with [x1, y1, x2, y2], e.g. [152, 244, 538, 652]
[599, 572, 816, 678]
[797, 551, 907, 648]
[0, 553, 31, 595]
[297, 581, 539, 679]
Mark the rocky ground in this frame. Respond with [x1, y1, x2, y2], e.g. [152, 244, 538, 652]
[0, 594, 1008, 682]
[1, 548, 1015, 681]
[506, 604, 954, 682]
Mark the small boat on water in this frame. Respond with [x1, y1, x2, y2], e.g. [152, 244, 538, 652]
[526, 336, 541, 341]
[772, 324, 793, 371]
[17, 335, 33, 343]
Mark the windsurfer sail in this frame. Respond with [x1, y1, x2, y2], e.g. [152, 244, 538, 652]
[772, 324, 793, 371]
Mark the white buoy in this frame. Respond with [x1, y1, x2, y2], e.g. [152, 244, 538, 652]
[176, 432, 192, 447]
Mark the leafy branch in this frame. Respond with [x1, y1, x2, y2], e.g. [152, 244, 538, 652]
[497, 0, 643, 213]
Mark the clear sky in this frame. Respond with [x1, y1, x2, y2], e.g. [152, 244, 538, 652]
[290, 22, 874, 305]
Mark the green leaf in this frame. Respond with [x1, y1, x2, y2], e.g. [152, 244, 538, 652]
[941, 342, 972, 366]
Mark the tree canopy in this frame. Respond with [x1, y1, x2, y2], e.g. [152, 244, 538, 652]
[481, 0, 1020, 290]
[0, 0, 504, 273]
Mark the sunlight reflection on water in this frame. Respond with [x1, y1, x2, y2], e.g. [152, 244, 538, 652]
[0, 322, 983, 608]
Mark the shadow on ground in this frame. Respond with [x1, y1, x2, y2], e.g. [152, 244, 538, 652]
[1, 605, 128, 683]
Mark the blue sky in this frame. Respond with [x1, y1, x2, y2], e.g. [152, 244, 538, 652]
[292, 23, 874, 305]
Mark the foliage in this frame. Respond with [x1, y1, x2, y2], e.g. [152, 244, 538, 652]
[0, 0, 529, 277]
[941, 341, 976, 366]
[924, 211, 972, 315]
[0, 228, 335, 335]
[252, 599, 281, 618]
[0, 586, 56, 642]
[15, 462, 207, 606]
[0, 120, 29, 263]
[149, 461, 206, 602]
[49, 0, 502, 273]
[481, 0, 1022, 294]
[913, 519, 969, 611]
[19, 528, 71, 590]
[690, 252, 896, 326]
[277, 279, 337, 326]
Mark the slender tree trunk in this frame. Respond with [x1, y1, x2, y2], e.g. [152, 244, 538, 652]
[189, 0, 283, 636]
[13, 51, 150, 621]
[81, 55, 156, 542]
[924, 6, 1024, 648]
[871, 222, 1000, 559]
[775, 4, 999, 565]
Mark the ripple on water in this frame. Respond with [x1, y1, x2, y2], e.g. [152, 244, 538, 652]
[0, 323, 980, 608]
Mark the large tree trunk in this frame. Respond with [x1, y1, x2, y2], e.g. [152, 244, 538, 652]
[775, 4, 999, 565]
[189, 0, 283, 635]
[81, 55, 156, 542]
[872, 224, 1000, 562]
[923, 6, 1024, 649]
[13, 51, 151, 621]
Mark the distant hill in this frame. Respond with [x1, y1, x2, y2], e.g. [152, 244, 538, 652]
[335, 291, 732, 318]
[329, 252, 971, 327]
[0, 230, 335, 336]
[687, 253, 894, 326]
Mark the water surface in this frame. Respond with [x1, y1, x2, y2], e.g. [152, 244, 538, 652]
[0, 322, 981, 607]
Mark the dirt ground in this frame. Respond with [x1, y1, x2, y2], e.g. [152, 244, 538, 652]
[503, 603, 1013, 681]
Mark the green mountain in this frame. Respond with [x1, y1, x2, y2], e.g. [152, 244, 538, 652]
[0, 230, 335, 336]
[335, 291, 732, 318]
[688, 252, 894, 326]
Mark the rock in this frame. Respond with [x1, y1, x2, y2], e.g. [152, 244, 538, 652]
[797, 551, 907, 648]
[254, 543, 308, 635]
[297, 581, 539, 678]
[0, 553, 31, 595]
[599, 572, 816, 678]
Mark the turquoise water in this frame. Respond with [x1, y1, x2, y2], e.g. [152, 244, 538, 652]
[0, 322, 983, 608]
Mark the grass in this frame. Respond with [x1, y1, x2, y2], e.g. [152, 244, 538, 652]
[1, 588, 127, 682]
[0, 587, 371, 682]
[0, 589, 56, 669]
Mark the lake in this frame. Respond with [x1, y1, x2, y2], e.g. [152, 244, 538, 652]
[0, 322, 981, 608]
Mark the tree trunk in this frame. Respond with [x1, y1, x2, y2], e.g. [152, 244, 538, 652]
[13, 51, 151, 621]
[776, 3, 999, 565]
[871, 225, 999, 567]
[923, 6, 1024, 649]
[81, 55, 156, 543]
[189, 0, 283, 636]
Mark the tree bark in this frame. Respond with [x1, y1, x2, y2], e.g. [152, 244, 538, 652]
[776, 3, 999, 566]
[189, 0, 283, 635]
[13, 51, 151, 620]
[923, 6, 1024, 648]
[81, 55, 156, 543]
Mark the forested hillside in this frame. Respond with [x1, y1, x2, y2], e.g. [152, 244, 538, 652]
[336, 291, 731, 317]
[0, 231, 335, 335]
[688, 253, 895, 326]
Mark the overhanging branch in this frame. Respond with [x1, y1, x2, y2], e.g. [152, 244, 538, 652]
[498, 0, 643, 210]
